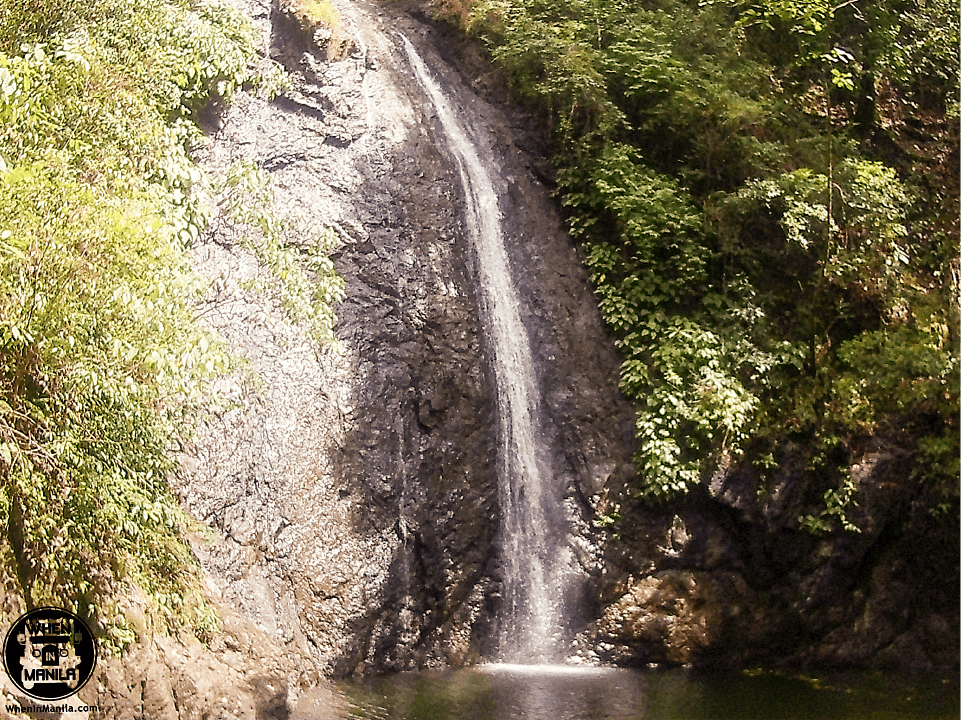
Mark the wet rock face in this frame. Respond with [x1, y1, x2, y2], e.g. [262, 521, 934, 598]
[395, 8, 637, 642]
[178, 0, 636, 677]
[184, 1, 502, 674]
[586, 570, 755, 667]
[326, 97, 502, 673]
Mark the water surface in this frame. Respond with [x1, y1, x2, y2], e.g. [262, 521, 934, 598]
[344, 664, 959, 720]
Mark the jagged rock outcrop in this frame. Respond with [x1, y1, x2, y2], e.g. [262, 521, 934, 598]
[584, 436, 959, 670]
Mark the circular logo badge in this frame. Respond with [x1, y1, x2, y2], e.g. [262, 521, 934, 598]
[3, 607, 97, 701]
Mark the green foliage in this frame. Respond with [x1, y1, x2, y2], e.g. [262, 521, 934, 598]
[469, 0, 619, 141]
[297, 0, 342, 29]
[71, 0, 257, 122]
[733, 159, 911, 304]
[0, 0, 271, 646]
[876, 0, 960, 114]
[471, 0, 787, 186]
[798, 468, 861, 533]
[0, 160, 226, 644]
[463, 0, 958, 524]
[0, 0, 83, 51]
[558, 144, 777, 498]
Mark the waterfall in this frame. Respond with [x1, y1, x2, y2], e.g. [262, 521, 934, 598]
[400, 35, 567, 663]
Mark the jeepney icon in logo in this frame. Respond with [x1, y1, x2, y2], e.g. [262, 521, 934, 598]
[19, 615, 83, 690]
[2, 607, 97, 701]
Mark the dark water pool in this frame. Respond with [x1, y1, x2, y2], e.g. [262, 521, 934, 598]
[343, 663, 959, 720]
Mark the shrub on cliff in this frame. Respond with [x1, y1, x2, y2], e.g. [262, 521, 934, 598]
[0, 0, 261, 649]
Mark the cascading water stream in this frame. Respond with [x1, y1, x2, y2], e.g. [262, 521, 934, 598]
[400, 35, 567, 663]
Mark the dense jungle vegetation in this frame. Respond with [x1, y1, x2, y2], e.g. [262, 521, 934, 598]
[443, 0, 959, 529]
[0, 0, 341, 648]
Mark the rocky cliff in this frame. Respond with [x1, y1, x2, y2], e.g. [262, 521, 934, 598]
[158, 0, 960, 694]
[369, 0, 957, 676]
[177, 0, 632, 682]
[388, 1, 958, 675]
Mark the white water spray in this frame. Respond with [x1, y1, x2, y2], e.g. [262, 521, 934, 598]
[400, 35, 567, 662]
